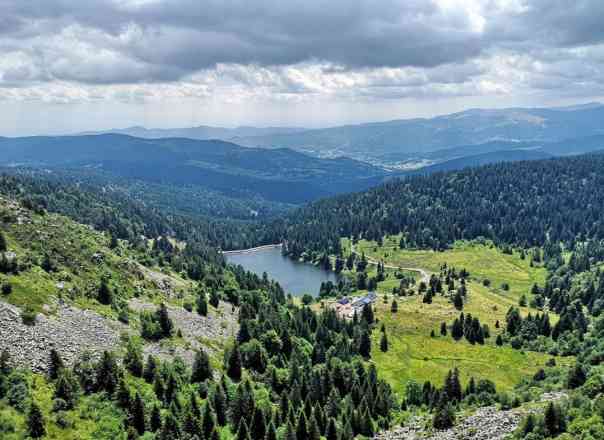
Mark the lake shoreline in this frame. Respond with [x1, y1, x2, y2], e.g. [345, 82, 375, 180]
[222, 243, 282, 255]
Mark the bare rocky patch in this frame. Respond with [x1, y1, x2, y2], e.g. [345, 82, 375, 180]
[129, 298, 238, 365]
[376, 393, 567, 440]
[0, 299, 123, 372]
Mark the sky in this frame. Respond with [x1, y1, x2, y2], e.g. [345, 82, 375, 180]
[1, 0, 603, 135]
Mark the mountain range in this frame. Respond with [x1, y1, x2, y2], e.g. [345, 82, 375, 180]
[0, 134, 391, 205]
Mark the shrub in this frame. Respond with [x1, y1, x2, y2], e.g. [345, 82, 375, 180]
[1, 282, 11, 296]
[21, 307, 37, 326]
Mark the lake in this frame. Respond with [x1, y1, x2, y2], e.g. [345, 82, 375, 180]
[225, 245, 339, 296]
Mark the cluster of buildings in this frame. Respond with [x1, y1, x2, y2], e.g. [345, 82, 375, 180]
[331, 291, 377, 319]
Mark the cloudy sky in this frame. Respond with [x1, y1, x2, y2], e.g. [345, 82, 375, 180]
[1, 0, 603, 135]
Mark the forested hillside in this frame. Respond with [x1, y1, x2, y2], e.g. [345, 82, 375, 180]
[0, 134, 390, 205]
[277, 153, 604, 258]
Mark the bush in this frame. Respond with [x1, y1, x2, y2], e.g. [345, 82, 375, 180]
[21, 307, 37, 326]
[1, 282, 11, 296]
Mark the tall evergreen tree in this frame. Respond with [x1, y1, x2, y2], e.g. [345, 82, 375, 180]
[27, 401, 46, 438]
[191, 349, 212, 383]
[0, 231, 6, 252]
[227, 345, 243, 382]
[131, 392, 146, 435]
[48, 348, 64, 380]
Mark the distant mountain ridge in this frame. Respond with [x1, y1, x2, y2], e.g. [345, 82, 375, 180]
[233, 103, 604, 161]
[78, 125, 306, 140]
[0, 134, 391, 205]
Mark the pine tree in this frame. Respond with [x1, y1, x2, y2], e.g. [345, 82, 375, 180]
[159, 411, 181, 440]
[98, 279, 113, 305]
[227, 345, 243, 382]
[544, 402, 563, 437]
[440, 322, 447, 336]
[296, 412, 309, 440]
[143, 355, 158, 383]
[359, 329, 372, 358]
[48, 348, 64, 380]
[157, 303, 173, 337]
[124, 340, 144, 377]
[196, 293, 208, 316]
[308, 414, 321, 440]
[116, 378, 132, 409]
[191, 349, 212, 383]
[326, 418, 339, 440]
[391, 299, 398, 313]
[0, 349, 11, 376]
[237, 419, 251, 440]
[361, 303, 374, 324]
[54, 370, 79, 409]
[131, 392, 146, 435]
[380, 332, 389, 352]
[251, 406, 266, 440]
[95, 351, 119, 394]
[495, 334, 503, 346]
[202, 402, 216, 439]
[210, 290, 220, 308]
[150, 404, 162, 432]
[451, 318, 463, 340]
[27, 401, 46, 438]
[0, 231, 6, 252]
[212, 385, 228, 426]
[453, 291, 463, 310]
[266, 422, 278, 440]
[567, 363, 586, 389]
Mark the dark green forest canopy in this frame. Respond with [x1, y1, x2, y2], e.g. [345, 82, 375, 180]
[275, 153, 604, 257]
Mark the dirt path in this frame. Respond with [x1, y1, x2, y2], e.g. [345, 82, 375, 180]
[350, 243, 431, 285]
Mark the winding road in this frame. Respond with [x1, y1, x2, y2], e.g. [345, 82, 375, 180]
[349, 243, 431, 285]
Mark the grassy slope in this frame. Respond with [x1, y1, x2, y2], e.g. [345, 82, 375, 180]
[0, 198, 193, 316]
[341, 236, 571, 395]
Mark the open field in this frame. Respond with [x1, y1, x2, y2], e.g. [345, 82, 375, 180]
[348, 236, 547, 302]
[340, 236, 569, 395]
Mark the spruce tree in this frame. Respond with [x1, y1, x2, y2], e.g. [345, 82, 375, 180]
[27, 401, 46, 438]
[380, 332, 389, 352]
[440, 322, 447, 336]
[150, 404, 162, 432]
[95, 351, 119, 394]
[308, 414, 321, 440]
[157, 303, 173, 338]
[48, 348, 64, 380]
[98, 279, 113, 305]
[391, 299, 398, 313]
[196, 293, 208, 316]
[296, 412, 309, 440]
[131, 392, 146, 435]
[202, 402, 216, 439]
[191, 349, 212, 383]
[0, 231, 6, 252]
[159, 411, 181, 440]
[212, 386, 228, 426]
[359, 329, 372, 358]
[326, 418, 339, 440]
[237, 419, 251, 440]
[143, 355, 158, 383]
[227, 344, 243, 382]
[266, 422, 278, 440]
[251, 406, 266, 440]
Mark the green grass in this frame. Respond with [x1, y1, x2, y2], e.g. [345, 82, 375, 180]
[1, 208, 193, 316]
[371, 293, 569, 395]
[341, 235, 569, 395]
[350, 236, 547, 301]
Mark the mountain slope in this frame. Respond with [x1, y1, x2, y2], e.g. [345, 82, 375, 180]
[235, 103, 604, 160]
[78, 125, 306, 140]
[274, 151, 604, 257]
[0, 134, 391, 204]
